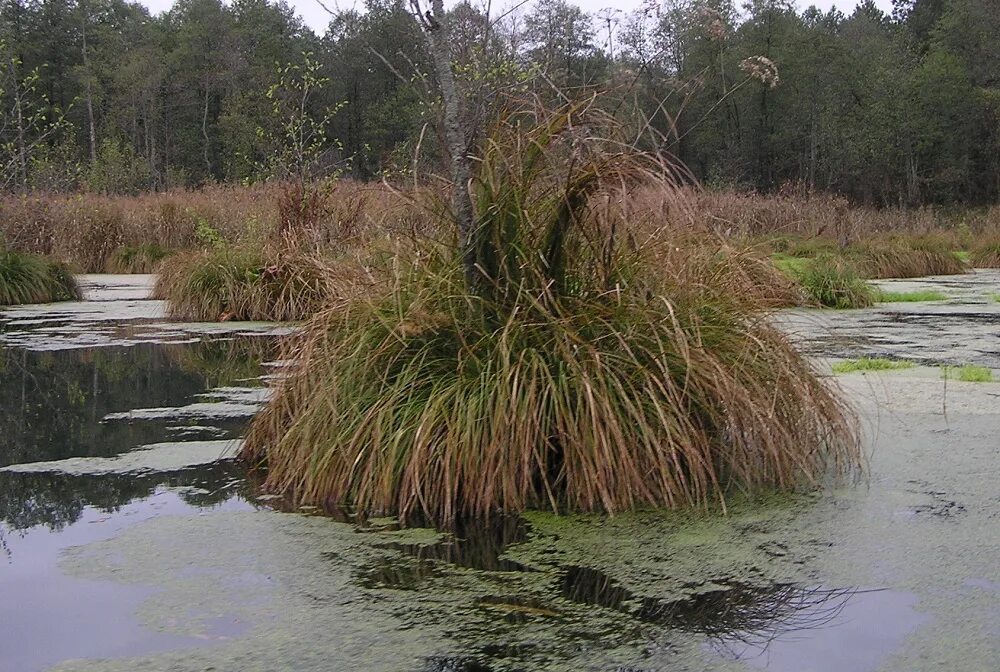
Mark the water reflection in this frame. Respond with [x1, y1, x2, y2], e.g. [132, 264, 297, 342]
[637, 582, 855, 642]
[358, 555, 441, 591]
[719, 588, 931, 672]
[0, 337, 269, 467]
[359, 525, 869, 670]
[0, 463, 244, 533]
[381, 516, 534, 573]
[0, 336, 271, 538]
[0, 329, 273, 670]
[0, 489, 255, 672]
[559, 564, 857, 649]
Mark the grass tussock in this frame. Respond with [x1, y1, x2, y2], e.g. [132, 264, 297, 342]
[241, 103, 860, 524]
[970, 238, 1000, 268]
[106, 243, 174, 274]
[153, 244, 368, 321]
[796, 255, 875, 309]
[243, 250, 860, 523]
[0, 248, 80, 306]
[831, 358, 914, 374]
[942, 365, 993, 383]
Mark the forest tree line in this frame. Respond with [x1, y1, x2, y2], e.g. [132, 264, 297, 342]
[0, 0, 996, 206]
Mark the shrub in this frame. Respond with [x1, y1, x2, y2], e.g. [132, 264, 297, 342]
[241, 104, 860, 524]
[85, 138, 154, 195]
[0, 248, 80, 305]
[796, 255, 875, 309]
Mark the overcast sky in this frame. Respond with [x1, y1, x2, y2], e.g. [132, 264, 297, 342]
[138, 0, 896, 35]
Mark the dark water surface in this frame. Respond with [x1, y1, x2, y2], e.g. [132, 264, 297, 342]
[0, 335, 269, 672]
[3, 274, 995, 672]
[0, 343, 254, 467]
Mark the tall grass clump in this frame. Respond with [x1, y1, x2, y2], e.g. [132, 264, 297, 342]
[154, 244, 359, 321]
[848, 235, 966, 279]
[241, 102, 861, 524]
[970, 237, 1000, 268]
[796, 255, 875, 309]
[674, 244, 807, 309]
[0, 247, 80, 305]
[106, 243, 174, 274]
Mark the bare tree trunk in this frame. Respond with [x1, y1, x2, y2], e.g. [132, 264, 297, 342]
[81, 4, 97, 163]
[84, 85, 97, 164]
[808, 112, 817, 191]
[904, 138, 919, 206]
[202, 87, 212, 178]
[424, 0, 477, 291]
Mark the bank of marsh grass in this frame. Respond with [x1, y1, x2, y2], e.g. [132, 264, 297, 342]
[241, 104, 861, 524]
[760, 233, 968, 283]
[847, 236, 966, 279]
[0, 248, 80, 306]
[942, 365, 993, 382]
[831, 358, 915, 374]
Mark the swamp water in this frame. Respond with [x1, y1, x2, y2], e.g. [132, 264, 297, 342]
[1, 274, 997, 672]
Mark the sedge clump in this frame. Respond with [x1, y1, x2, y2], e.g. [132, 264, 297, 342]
[0, 247, 80, 306]
[241, 102, 861, 524]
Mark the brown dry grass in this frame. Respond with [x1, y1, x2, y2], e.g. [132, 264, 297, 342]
[971, 235, 1000, 268]
[241, 238, 859, 523]
[0, 181, 438, 272]
[153, 242, 377, 322]
[240, 103, 860, 524]
[0, 180, 991, 285]
[635, 187, 950, 240]
[847, 235, 967, 279]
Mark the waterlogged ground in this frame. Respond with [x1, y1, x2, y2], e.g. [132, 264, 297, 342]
[1, 273, 998, 672]
[781, 270, 1000, 367]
